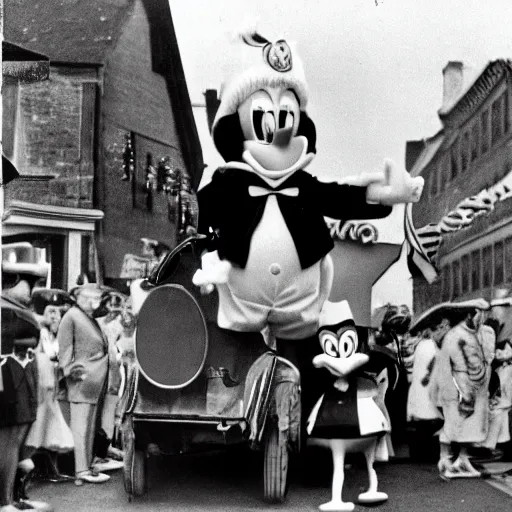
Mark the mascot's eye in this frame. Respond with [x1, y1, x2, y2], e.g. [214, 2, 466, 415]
[262, 111, 276, 142]
[278, 109, 294, 129]
[320, 332, 340, 358]
[252, 109, 275, 143]
[338, 329, 358, 358]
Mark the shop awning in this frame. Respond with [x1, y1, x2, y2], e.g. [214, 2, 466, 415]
[2, 200, 104, 236]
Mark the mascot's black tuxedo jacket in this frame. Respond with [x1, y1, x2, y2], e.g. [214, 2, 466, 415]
[198, 168, 391, 269]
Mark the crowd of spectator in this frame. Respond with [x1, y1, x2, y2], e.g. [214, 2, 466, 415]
[375, 296, 512, 480]
[1, 243, 135, 512]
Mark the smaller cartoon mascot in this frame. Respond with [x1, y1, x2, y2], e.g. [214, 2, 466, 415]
[307, 300, 389, 512]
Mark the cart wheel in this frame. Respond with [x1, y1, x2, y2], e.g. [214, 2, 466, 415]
[131, 448, 147, 497]
[123, 425, 147, 498]
[263, 419, 289, 503]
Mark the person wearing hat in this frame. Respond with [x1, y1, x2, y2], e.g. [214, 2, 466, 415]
[427, 299, 494, 479]
[1, 242, 52, 512]
[405, 303, 457, 462]
[56, 284, 110, 485]
[31, 289, 71, 362]
[192, 29, 423, 423]
[23, 289, 74, 481]
[91, 290, 125, 472]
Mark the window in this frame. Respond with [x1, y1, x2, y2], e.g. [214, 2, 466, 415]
[471, 122, 479, 161]
[471, 249, 481, 292]
[461, 131, 470, 172]
[429, 167, 438, 197]
[505, 237, 512, 283]
[450, 139, 460, 180]
[439, 155, 448, 190]
[492, 97, 503, 145]
[452, 259, 461, 298]
[482, 245, 493, 288]
[441, 264, 451, 301]
[494, 240, 505, 286]
[461, 254, 470, 294]
[481, 109, 489, 154]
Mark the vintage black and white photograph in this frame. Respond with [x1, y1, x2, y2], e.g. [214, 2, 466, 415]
[2, 0, 512, 511]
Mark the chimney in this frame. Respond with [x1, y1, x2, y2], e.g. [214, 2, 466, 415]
[204, 89, 220, 134]
[440, 61, 464, 113]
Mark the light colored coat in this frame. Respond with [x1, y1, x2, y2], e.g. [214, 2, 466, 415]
[430, 321, 492, 444]
[58, 306, 108, 404]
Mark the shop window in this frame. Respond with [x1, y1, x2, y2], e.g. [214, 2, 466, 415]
[461, 131, 470, 172]
[492, 97, 503, 145]
[461, 254, 470, 294]
[471, 249, 481, 292]
[441, 264, 451, 301]
[471, 122, 479, 161]
[450, 139, 460, 180]
[481, 109, 489, 154]
[505, 237, 512, 283]
[482, 245, 493, 288]
[494, 240, 505, 286]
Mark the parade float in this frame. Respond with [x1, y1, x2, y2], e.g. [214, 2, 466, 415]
[121, 29, 424, 505]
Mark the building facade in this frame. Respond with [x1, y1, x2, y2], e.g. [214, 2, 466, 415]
[3, 0, 203, 291]
[409, 60, 512, 314]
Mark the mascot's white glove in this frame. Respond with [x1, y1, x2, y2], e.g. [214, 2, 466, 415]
[192, 250, 232, 294]
[362, 159, 424, 206]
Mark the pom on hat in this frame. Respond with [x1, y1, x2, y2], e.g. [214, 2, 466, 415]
[213, 28, 309, 128]
[319, 300, 355, 330]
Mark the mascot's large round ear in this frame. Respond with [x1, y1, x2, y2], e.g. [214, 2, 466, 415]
[213, 113, 246, 163]
[297, 111, 317, 154]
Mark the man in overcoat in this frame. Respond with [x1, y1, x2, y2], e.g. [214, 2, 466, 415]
[57, 284, 110, 484]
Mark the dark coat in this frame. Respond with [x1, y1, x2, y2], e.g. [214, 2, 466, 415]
[198, 168, 391, 270]
[0, 356, 38, 427]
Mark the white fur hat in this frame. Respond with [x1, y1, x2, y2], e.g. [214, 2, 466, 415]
[213, 31, 309, 128]
[319, 300, 355, 329]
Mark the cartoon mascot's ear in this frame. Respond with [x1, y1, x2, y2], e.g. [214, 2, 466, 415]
[213, 112, 246, 163]
[297, 111, 317, 155]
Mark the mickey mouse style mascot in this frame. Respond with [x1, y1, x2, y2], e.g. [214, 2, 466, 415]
[194, 30, 424, 416]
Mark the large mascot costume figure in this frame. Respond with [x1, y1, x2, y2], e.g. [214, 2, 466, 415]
[193, 30, 424, 417]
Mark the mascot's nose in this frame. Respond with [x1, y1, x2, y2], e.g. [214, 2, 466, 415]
[272, 126, 294, 148]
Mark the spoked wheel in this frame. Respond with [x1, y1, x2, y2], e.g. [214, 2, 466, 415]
[263, 418, 289, 503]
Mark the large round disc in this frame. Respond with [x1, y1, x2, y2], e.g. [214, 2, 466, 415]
[135, 284, 208, 389]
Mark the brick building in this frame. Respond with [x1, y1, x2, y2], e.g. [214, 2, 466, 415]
[2, 0, 203, 290]
[408, 60, 512, 313]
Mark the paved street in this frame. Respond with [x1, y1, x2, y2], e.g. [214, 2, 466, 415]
[29, 447, 512, 512]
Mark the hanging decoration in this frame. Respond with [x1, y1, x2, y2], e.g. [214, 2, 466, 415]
[121, 133, 135, 181]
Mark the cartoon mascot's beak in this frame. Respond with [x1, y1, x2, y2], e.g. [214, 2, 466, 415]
[312, 352, 370, 378]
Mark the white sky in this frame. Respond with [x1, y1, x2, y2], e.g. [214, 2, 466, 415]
[170, 0, 512, 309]
[171, 0, 512, 180]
